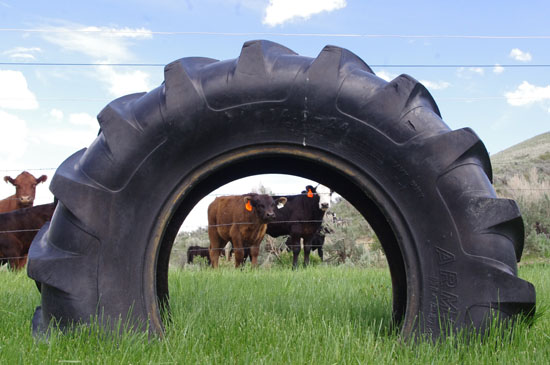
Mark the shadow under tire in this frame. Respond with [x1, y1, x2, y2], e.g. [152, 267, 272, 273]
[28, 40, 535, 340]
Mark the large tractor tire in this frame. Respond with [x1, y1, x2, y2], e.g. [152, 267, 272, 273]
[28, 40, 535, 340]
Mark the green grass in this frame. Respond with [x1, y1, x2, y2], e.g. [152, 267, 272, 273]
[1, 264, 549, 364]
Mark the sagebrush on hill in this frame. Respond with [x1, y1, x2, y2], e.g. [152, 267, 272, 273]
[492, 132, 550, 259]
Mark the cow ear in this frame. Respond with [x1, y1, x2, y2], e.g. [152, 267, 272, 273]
[4, 176, 15, 185]
[37, 175, 48, 184]
[276, 197, 287, 209]
[243, 196, 253, 211]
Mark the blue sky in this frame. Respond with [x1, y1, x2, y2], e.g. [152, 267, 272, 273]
[1, 0, 549, 229]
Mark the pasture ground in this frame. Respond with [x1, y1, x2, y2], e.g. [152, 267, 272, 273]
[0, 264, 549, 364]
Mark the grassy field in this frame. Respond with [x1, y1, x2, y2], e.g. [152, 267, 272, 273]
[1, 264, 549, 364]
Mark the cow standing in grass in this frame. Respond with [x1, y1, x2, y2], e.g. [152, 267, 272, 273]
[1, 171, 47, 213]
[308, 225, 333, 261]
[0, 202, 56, 270]
[208, 194, 287, 268]
[187, 245, 211, 265]
[267, 184, 332, 268]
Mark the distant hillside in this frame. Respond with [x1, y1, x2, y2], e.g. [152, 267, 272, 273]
[490, 132, 550, 259]
[491, 132, 550, 181]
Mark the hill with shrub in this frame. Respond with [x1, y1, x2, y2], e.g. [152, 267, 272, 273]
[491, 132, 550, 260]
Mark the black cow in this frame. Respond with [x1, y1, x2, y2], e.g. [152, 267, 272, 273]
[310, 225, 333, 260]
[283, 225, 333, 261]
[267, 184, 332, 268]
[187, 245, 211, 265]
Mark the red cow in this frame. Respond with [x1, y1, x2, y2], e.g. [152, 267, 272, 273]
[1, 171, 47, 213]
[0, 202, 56, 270]
[208, 194, 287, 268]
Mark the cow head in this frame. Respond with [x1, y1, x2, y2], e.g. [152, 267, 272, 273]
[4, 171, 47, 207]
[244, 194, 287, 222]
[304, 184, 333, 211]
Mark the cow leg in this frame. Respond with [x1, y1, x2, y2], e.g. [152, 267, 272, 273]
[287, 235, 301, 269]
[303, 239, 312, 267]
[303, 247, 311, 266]
[208, 231, 226, 268]
[303, 234, 315, 266]
[17, 255, 28, 270]
[209, 247, 220, 268]
[249, 245, 260, 267]
[318, 246, 324, 261]
[233, 244, 245, 268]
[9, 256, 25, 271]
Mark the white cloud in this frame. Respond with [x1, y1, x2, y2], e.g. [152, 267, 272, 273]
[69, 112, 98, 129]
[7, 53, 35, 60]
[420, 80, 451, 90]
[97, 65, 151, 97]
[49, 108, 64, 121]
[40, 24, 152, 63]
[263, 0, 346, 26]
[376, 70, 397, 82]
[34, 111, 98, 149]
[509, 48, 532, 62]
[84, 26, 153, 39]
[48, 110, 97, 130]
[493, 64, 505, 74]
[376, 71, 450, 90]
[39, 23, 153, 97]
[505, 81, 550, 107]
[0, 70, 39, 110]
[0, 110, 29, 161]
[470, 67, 484, 75]
[38, 129, 97, 149]
[457, 67, 485, 78]
[3, 47, 42, 60]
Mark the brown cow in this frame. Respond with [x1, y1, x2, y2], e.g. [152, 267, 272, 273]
[1, 171, 47, 213]
[0, 202, 56, 270]
[208, 194, 287, 268]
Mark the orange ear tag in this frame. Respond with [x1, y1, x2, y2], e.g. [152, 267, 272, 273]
[245, 200, 253, 211]
[307, 189, 314, 198]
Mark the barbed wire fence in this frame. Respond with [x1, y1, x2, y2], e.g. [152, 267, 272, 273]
[2, 154, 550, 266]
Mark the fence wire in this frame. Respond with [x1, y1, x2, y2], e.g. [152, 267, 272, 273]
[0, 217, 353, 236]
